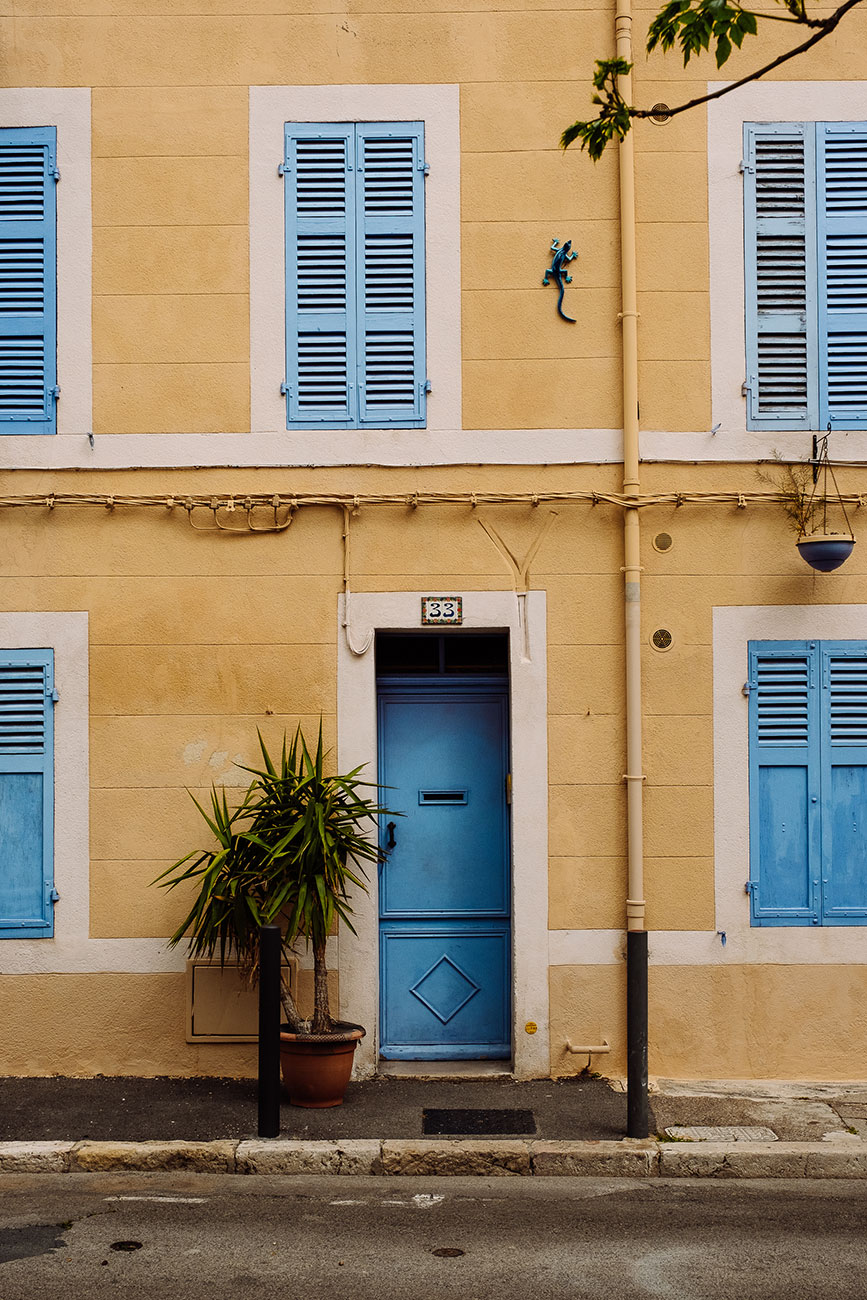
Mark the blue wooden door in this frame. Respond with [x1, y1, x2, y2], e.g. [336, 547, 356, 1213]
[378, 683, 511, 1059]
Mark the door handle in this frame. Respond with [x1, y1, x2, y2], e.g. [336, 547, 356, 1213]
[386, 821, 397, 851]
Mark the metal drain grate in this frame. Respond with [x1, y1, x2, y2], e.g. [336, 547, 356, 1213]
[422, 1108, 536, 1136]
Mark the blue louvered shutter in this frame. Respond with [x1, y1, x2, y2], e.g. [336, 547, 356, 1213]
[0, 650, 55, 937]
[356, 123, 426, 427]
[0, 128, 57, 435]
[284, 125, 357, 428]
[744, 123, 818, 430]
[748, 642, 820, 925]
[817, 124, 867, 430]
[820, 644, 867, 922]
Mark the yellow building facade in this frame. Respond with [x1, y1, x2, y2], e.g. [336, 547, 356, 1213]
[1, 0, 866, 1081]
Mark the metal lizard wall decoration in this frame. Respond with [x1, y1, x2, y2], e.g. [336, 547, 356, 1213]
[543, 238, 577, 322]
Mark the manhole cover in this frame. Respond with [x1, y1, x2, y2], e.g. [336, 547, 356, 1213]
[422, 1108, 536, 1136]
[664, 1126, 778, 1142]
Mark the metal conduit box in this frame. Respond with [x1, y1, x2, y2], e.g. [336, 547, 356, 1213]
[185, 958, 299, 1043]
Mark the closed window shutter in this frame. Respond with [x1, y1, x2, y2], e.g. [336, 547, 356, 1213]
[356, 123, 426, 427]
[284, 125, 356, 428]
[817, 124, 867, 430]
[0, 650, 55, 938]
[748, 643, 820, 925]
[0, 128, 57, 436]
[821, 645, 867, 921]
[744, 123, 818, 430]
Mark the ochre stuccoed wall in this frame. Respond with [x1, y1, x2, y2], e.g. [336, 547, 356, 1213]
[1, 461, 866, 1076]
[1, 0, 867, 1077]
[1, 1, 864, 436]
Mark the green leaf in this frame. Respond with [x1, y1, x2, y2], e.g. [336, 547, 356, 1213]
[152, 723, 392, 1020]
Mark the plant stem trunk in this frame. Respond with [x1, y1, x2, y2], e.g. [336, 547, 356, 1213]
[311, 939, 332, 1034]
[280, 977, 305, 1033]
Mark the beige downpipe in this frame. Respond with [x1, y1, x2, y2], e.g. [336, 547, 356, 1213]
[616, 0, 649, 1137]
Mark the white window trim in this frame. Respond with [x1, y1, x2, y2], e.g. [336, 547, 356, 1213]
[0, 613, 87, 967]
[0, 611, 189, 975]
[706, 80, 867, 461]
[250, 85, 461, 451]
[713, 603, 867, 963]
[0, 90, 92, 447]
[336, 589, 550, 1079]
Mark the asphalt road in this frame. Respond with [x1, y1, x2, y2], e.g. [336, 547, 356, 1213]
[0, 1173, 865, 1299]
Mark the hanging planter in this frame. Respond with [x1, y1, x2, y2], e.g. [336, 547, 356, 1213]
[796, 532, 855, 573]
[795, 434, 856, 574]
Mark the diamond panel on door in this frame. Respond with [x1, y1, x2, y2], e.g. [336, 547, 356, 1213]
[380, 924, 510, 1058]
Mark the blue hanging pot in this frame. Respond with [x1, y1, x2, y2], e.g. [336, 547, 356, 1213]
[796, 532, 856, 573]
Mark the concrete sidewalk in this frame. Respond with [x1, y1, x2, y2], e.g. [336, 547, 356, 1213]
[1, 1073, 866, 1178]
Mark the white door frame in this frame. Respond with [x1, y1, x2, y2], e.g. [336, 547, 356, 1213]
[336, 589, 550, 1078]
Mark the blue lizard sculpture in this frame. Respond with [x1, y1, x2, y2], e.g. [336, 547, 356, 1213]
[543, 238, 577, 322]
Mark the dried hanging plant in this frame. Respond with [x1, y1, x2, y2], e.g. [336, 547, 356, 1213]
[756, 454, 824, 538]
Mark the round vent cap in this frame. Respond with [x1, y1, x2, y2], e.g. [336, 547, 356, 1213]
[651, 628, 673, 652]
[653, 531, 674, 553]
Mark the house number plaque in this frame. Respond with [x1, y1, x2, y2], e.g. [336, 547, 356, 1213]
[421, 596, 462, 625]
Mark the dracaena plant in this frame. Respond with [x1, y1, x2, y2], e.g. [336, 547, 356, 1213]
[155, 726, 388, 1035]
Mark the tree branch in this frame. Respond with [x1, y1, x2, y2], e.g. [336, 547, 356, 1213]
[635, 0, 865, 121]
[563, 0, 864, 159]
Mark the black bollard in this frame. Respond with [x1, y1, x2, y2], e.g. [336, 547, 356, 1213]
[626, 928, 649, 1138]
[257, 924, 282, 1138]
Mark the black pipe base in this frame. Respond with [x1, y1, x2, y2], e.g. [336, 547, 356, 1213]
[257, 924, 282, 1138]
[626, 928, 649, 1139]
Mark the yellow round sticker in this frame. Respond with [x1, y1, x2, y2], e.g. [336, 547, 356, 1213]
[525, 1021, 538, 1035]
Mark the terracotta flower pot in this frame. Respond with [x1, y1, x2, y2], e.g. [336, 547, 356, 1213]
[279, 1022, 365, 1108]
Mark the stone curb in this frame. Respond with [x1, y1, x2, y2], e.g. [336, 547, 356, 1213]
[0, 1139, 866, 1178]
[381, 1139, 531, 1176]
[236, 1139, 382, 1176]
[71, 1141, 237, 1173]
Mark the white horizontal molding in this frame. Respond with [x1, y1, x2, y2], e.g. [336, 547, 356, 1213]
[640, 429, 867, 463]
[0, 429, 625, 470]
[12, 426, 867, 471]
[548, 927, 867, 966]
[0, 933, 334, 976]
[5, 424, 867, 469]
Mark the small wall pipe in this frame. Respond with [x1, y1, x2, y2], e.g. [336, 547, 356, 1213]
[564, 1040, 610, 1054]
[341, 505, 374, 656]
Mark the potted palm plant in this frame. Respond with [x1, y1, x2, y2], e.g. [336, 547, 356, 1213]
[156, 726, 388, 1107]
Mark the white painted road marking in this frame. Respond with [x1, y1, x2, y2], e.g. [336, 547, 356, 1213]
[380, 1194, 446, 1209]
[104, 1196, 208, 1204]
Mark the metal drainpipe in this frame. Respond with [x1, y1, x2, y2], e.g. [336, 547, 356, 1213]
[616, 0, 649, 1138]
